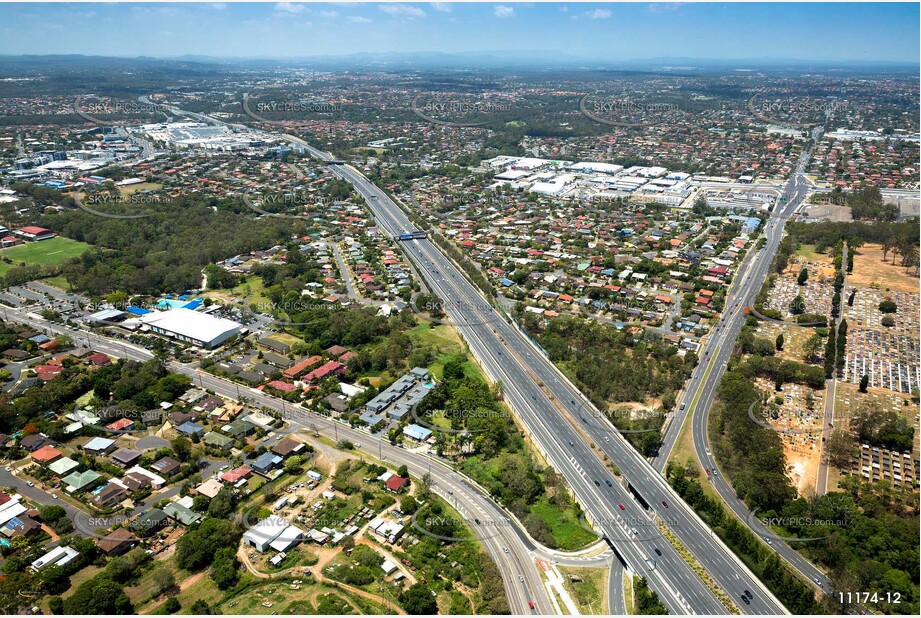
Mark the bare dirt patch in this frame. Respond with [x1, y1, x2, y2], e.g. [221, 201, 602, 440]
[848, 243, 920, 293]
[755, 377, 824, 497]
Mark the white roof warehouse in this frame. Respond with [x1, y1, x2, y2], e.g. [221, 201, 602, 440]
[129, 308, 243, 349]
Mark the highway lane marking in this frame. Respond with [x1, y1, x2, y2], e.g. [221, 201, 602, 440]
[464, 327, 722, 615]
[304, 142, 784, 615]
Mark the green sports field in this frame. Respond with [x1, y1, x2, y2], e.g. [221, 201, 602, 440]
[0, 236, 91, 277]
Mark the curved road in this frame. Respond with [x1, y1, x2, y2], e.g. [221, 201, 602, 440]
[655, 127, 834, 598]
[3, 302, 611, 615]
[286, 135, 787, 615]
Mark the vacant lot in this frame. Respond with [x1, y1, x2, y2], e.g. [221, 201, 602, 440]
[119, 182, 163, 195]
[0, 236, 91, 277]
[794, 244, 835, 269]
[560, 565, 608, 614]
[848, 243, 919, 293]
[203, 274, 272, 309]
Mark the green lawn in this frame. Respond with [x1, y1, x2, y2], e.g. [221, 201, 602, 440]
[529, 495, 597, 551]
[560, 566, 608, 614]
[0, 236, 91, 277]
[203, 275, 272, 310]
[461, 455, 595, 551]
[42, 275, 73, 291]
[794, 244, 833, 265]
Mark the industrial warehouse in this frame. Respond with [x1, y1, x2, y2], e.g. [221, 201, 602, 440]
[128, 308, 243, 349]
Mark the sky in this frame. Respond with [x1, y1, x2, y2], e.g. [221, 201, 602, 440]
[0, 2, 918, 63]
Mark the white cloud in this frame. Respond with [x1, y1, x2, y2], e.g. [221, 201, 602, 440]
[319, 10, 340, 18]
[648, 3, 682, 14]
[349, 16, 372, 23]
[494, 5, 514, 18]
[210, 3, 227, 10]
[581, 9, 612, 20]
[274, 3, 305, 15]
[430, 2, 452, 12]
[380, 4, 426, 18]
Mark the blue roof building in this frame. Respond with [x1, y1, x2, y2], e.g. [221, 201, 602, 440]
[403, 424, 433, 442]
[177, 421, 204, 436]
[360, 410, 386, 428]
[250, 452, 283, 475]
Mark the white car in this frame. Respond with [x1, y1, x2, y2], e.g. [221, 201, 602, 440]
[26, 481, 34, 487]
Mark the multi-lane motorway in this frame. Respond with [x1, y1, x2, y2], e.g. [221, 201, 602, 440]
[285, 134, 789, 615]
[80, 100, 828, 613]
[655, 128, 834, 595]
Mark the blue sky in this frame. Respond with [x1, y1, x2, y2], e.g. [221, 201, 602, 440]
[0, 2, 917, 62]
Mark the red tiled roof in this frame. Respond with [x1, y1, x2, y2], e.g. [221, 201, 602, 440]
[19, 226, 53, 235]
[107, 418, 134, 431]
[31, 444, 63, 463]
[220, 465, 251, 483]
[385, 476, 408, 491]
[283, 355, 323, 380]
[267, 380, 297, 392]
[304, 360, 344, 383]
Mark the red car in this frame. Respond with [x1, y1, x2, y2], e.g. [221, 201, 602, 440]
[618, 503, 625, 510]
[528, 601, 535, 610]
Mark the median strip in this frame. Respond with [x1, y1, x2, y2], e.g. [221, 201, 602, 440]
[655, 518, 740, 614]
